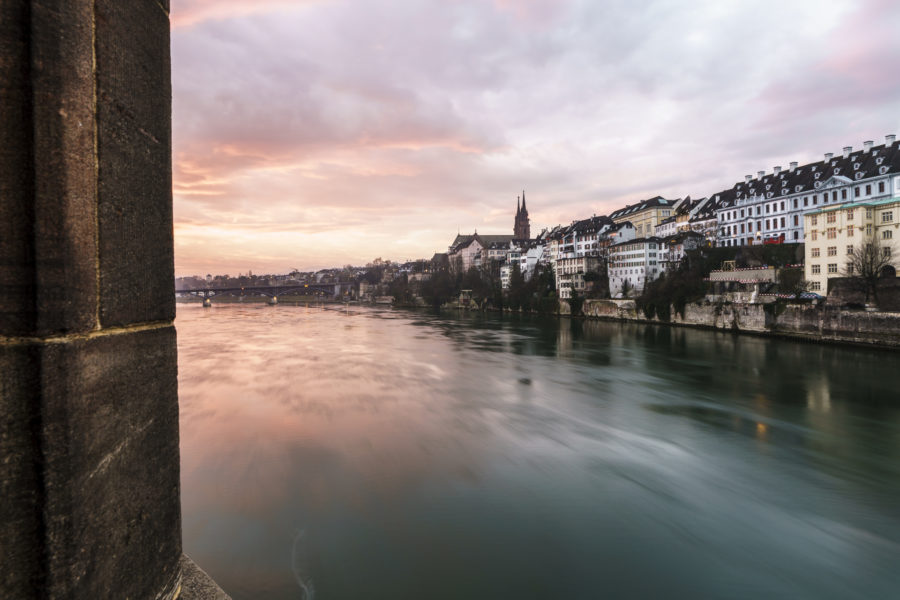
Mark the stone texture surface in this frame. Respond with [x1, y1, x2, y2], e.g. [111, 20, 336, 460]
[1, 328, 183, 598]
[1, 2, 191, 598]
[0, 344, 42, 596]
[38, 327, 182, 597]
[0, 0, 99, 336]
[181, 556, 232, 600]
[96, 0, 175, 327]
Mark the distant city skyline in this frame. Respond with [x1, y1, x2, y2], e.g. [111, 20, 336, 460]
[172, 0, 900, 276]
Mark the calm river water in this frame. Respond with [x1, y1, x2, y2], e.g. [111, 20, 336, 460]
[177, 303, 900, 600]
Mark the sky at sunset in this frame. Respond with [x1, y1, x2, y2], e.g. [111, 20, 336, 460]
[171, 0, 900, 276]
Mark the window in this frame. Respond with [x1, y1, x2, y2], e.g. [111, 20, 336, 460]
[827, 246, 837, 256]
[827, 263, 838, 274]
[833, 191, 839, 202]
[811, 231, 818, 241]
[847, 245, 854, 255]
[810, 281, 821, 291]
[811, 248, 820, 257]
[866, 184, 872, 195]
[757, 221, 762, 231]
[811, 215, 818, 225]
[804, 197, 809, 207]
[780, 201, 785, 211]
[855, 187, 860, 197]
[813, 195, 818, 205]
[882, 211, 894, 223]
[847, 264, 854, 275]
[847, 209, 854, 220]
[756, 206, 761, 215]
[883, 230, 893, 240]
[827, 228, 837, 239]
[740, 209, 744, 218]
[766, 204, 770, 214]
[879, 181, 885, 194]
[793, 199, 798, 209]
[780, 217, 785, 228]
[826, 212, 836, 223]
[841, 189, 847, 200]
[866, 208, 873, 219]
[848, 225, 854, 237]
[766, 219, 770, 230]
[793, 215, 799, 226]
[811, 264, 821, 274]
[867, 224, 873, 235]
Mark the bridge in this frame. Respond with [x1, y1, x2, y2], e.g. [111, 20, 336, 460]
[176, 282, 355, 302]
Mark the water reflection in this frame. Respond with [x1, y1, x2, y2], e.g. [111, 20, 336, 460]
[178, 305, 900, 600]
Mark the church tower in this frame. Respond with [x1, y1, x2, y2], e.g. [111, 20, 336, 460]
[514, 191, 531, 239]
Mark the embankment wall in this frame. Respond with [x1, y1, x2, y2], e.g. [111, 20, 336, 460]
[574, 299, 900, 349]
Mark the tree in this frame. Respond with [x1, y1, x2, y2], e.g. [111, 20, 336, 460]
[844, 237, 894, 305]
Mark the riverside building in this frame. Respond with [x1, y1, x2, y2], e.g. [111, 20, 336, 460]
[608, 237, 663, 297]
[714, 135, 900, 248]
[803, 198, 900, 293]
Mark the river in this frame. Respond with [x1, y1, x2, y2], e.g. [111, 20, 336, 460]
[176, 303, 900, 599]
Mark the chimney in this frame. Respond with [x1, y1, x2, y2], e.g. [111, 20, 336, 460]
[773, 166, 781, 175]
[825, 152, 833, 161]
[843, 146, 852, 158]
[863, 140, 873, 153]
[887, 134, 896, 145]
[789, 161, 798, 172]
[757, 170, 765, 180]
[745, 174, 752, 183]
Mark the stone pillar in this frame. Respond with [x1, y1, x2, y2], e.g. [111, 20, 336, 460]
[1, 1, 182, 598]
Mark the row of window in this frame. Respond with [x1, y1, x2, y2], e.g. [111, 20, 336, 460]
[721, 181, 888, 223]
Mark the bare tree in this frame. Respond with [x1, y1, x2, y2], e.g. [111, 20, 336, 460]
[843, 237, 893, 305]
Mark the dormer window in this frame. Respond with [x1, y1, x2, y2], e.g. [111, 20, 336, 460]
[831, 161, 837, 167]
[795, 185, 803, 192]
[880, 166, 889, 175]
[815, 181, 823, 188]
[767, 192, 774, 198]
[834, 168, 840, 175]
[815, 172, 821, 179]
[766, 184, 772, 191]
[811, 166, 817, 172]
[876, 157, 884, 165]
[856, 172, 864, 180]
[853, 163, 860, 170]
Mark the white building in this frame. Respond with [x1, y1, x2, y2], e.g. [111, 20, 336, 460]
[714, 135, 900, 248]
[555, 256, 599, 299]
[608, 237, 663, 297]
[658, 232, 704, 272]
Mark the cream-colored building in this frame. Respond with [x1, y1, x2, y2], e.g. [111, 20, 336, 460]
[803, 198, 899, 293]
[610, 196, 677, 239]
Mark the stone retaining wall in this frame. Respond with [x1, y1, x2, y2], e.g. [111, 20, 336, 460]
[573, 299, 900, 349]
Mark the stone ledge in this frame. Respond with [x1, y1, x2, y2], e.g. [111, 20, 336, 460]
[180, 555, 231, 600]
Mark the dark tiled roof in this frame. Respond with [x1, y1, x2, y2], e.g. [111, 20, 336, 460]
[609, 196, 678, 220]
[710, 139, 900, 211]
[610, 236, 662, 249]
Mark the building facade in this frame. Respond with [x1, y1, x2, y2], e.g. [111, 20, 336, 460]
[608, 237, 663, 297]
[715, 135, 900, 248]
[803, 198, 899, 292]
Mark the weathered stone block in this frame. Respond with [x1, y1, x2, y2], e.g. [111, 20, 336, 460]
[96, 0, 175, 327]
[38, 326, 182, 597]
[0, 344, 42, 597]
[0, 0, 99, 336]
[0, 327, 182, 598]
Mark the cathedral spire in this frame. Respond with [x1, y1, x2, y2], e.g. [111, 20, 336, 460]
[516, 195, 520, 215]
[521, 190, 527, 214]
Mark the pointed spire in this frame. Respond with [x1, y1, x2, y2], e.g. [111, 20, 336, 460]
[516, 195, 520, 215]
[521, 190, 527, 213]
